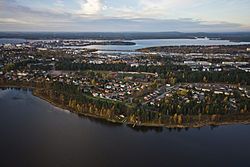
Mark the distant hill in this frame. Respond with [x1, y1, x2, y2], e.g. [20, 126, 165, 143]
[0, 32, 250, 42]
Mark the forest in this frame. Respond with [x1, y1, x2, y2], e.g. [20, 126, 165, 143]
[56, 61, 250, 85]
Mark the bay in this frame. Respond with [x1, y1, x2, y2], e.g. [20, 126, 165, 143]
[0, 88, 249, 167]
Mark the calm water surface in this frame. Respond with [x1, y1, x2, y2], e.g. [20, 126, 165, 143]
[83, 38, 250, 51]
[1, 38, 250, 51]
[0, 89, 250, 167]
[0, 38, 27, 44]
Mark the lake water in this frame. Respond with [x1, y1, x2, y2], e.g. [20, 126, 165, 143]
[1, 38, 250, 52]
[0, 38, 27, 44]
[0, 88, 250, 167]
[83, 38, 250, 51]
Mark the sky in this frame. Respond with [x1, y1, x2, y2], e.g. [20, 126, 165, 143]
[0, 0, 250, 32]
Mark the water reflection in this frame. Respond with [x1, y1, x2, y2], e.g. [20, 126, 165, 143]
[1, 88, 250, 167]
[78, 114, 123, 128]
[126, 124, 163, 133]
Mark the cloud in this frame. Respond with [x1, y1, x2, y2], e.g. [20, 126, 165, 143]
[0, 18, 28, 24]
[53, 0, 65, 13]
[78, 0, 102, 15]
[137, 0, 198, 17]
[1, 16, 247, 32]
[55, 0, 64, 8]
[0, 0, 249, 32]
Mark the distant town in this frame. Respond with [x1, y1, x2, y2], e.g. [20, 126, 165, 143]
[1, 39, 250, 128]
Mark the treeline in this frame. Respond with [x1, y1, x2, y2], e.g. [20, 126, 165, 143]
[36, 81, 136, 121]
[138, 45, 250, 54]
[176, 70, 250, 85]
[154, 92, 250, 125]
[3, 60, 53, 72]
[158, 92, 249, 116]
[55, 61, 188, 74]
[56, 61, 250, 85]
[131, 92, 250, 125]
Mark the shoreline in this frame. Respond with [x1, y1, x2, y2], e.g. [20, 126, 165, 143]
[2, 85, 250, 129]
[30, 91, 250, 129]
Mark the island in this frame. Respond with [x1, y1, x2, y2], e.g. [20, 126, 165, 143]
[0, 41, 250, 128]
[29, 40, 136, 48]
